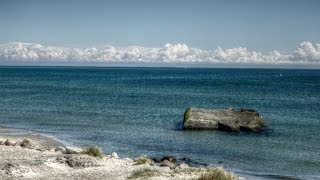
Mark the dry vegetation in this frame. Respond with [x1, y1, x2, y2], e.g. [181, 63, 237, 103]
[134, 156, 149, 165]
[128, 168, 160, 179]
[81, 146, 104, 158]
[198, 167, 236, 180]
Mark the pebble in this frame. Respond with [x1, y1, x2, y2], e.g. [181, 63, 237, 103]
[111, 152, 119, 158]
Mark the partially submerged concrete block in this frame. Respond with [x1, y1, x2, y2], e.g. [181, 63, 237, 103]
[183, 108, 266, 132]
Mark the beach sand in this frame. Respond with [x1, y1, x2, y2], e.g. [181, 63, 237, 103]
[0, 126, 219, 180]
[1, 126, 295, 180]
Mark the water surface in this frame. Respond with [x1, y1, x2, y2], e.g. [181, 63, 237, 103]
[0, 66, 319, 179]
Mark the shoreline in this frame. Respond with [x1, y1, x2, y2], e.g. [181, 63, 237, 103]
[0, 125, 218, 179]
[0, 126, 306, 180]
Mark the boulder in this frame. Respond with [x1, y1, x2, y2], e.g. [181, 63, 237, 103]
[63, 155, 101, 168]
[183, 108, 266, 132]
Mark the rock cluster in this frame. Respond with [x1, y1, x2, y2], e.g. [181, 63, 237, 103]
[0, 139, 33, 148]
[135, 155, 188, 170]
[1, 163, 31, 176]
[183, 108, 266, 131]
[56, 154, 102, 168]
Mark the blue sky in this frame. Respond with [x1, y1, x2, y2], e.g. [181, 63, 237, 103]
[0, 0, 320, 67]
[1, 0, 320, 50]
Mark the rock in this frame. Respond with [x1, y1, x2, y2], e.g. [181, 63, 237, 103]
[147, 159, 156, 166]
[151, 157, 161, 163]
[2, 163, 31, 176]
[65, 147, 82, 154]
[56, 155, 67, 163]
[20, 139, 32, 148]
[176, 163, 189, 169]
[55, 146, 67, 154]
[161, 156, 176, 163]
[66, 148, 79, 154]
[35, 148, 48, 152]
[4, 139, 14, 146]
[0, 141, 4, 145]
[160, 159, 176, 169]
[183, 108, 266, 131]
[64, 155, 101, 168]
[111, 152, 119, 159]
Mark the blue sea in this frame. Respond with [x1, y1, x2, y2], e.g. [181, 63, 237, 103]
[0, 66, 319, 179]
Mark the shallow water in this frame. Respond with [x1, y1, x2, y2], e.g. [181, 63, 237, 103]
[0, 66, 319, 179]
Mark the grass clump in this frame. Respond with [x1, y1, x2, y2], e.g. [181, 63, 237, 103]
[134, 156, 149, 165]
[81, 146, 104, 158]
[128, 168, 160, 179]
[198, 167, 236, 180]
[173, 167, 202, 175]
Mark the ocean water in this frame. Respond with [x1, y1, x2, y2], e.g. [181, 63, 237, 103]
[0, 66, 319, 179]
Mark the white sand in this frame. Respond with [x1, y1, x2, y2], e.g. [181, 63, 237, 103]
[0, 134, 210, 180]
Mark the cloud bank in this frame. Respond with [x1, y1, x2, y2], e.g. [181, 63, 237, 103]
[0, 41, 320, 66]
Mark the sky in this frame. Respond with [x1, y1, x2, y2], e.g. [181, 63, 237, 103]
[0, 0, 320, 67]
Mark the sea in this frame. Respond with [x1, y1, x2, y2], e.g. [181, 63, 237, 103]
[0, 66, 319, 179]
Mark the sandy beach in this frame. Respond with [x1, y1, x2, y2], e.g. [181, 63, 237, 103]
[0, 126, 240, 180]
[0, 126, 306, 180]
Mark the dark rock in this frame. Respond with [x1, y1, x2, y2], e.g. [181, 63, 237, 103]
[151, 157, 161, 163]
[4, 139, 13, 146]
[183, 108, 266, 132]
[20, 139, 32, 148]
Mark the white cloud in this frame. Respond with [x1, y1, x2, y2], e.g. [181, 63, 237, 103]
[1, 41, 320, 65]
[293, 41, 320, 62]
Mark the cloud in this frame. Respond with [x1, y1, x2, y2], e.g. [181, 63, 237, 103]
[293, 41, 320, 63]
[0, 41, 320, 65]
